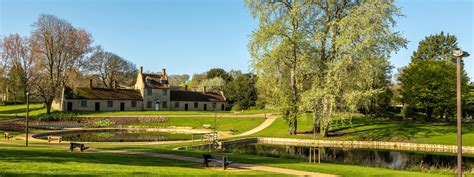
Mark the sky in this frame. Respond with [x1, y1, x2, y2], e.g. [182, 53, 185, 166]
[1, 0, 473, 81]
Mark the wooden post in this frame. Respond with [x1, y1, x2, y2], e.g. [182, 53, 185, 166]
[318, 147, 321, 164]
[309, 147, 312, 163]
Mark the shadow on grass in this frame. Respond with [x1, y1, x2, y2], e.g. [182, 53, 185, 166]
[0, 107, 44, 115]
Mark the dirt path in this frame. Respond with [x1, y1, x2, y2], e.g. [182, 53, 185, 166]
[226, 114, 276, 138]
[77, 113, 274, 118]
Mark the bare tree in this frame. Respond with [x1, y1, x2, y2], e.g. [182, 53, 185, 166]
[30, 14, 92, 114]
[0, 34, 36, 102]
[85, 46, 137, 88]
[168, 74, 190, 86]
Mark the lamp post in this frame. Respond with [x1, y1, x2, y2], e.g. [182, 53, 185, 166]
[25, 92, 29, 147]
[453, 49, 469, 177]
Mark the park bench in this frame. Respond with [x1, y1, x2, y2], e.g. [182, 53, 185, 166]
[203, 124, 212, 129]
[47, 136, 62, 143]
[70, 142, 89, 152]
[202, 154, 232, 170]
[4, 132, 11, 140]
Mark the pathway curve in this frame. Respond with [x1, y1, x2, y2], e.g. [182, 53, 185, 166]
[226, 114, 276, 138]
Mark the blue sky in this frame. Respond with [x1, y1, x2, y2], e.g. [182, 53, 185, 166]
[1, 0, 473, 81]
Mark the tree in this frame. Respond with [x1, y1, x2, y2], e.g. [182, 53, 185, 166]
[85, 46, 137, 88]
[0, 34, 36, 103]
[399, 60, 469, 121]
[168, 74, 190, 86]
[194, 77, 225, 92]
[207, 68, 231, 81]
[400, 32, 470, 121]
[224, 72, 257, 110]
[30, 14, 92, 114]
[247, 1, 406, 136]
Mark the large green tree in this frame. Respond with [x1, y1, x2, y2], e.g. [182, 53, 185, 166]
[399, 32, 470, 121]
[247, 0, 406, 136]
[224, 71, 258, 110]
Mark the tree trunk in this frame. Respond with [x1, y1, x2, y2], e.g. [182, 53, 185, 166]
[312, 111, 320, 133]
[45, 99, 53, 114]
[425, 107, 433, 122]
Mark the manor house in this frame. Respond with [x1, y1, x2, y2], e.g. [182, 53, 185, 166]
[52, 67, 226, 112]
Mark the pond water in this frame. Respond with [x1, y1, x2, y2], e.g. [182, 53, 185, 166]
[37, 129, 192, 142]
[226, 144, 474, 171]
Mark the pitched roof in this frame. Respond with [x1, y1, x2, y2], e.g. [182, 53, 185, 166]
[170, 90, 226, 102]
[64, 87, 143, 100]
[142, 73, 169, 89]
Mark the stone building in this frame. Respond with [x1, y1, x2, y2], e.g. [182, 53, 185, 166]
[52, 67, 226, 112]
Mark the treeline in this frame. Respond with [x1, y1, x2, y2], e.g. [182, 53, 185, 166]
[0, 14, 137, 112]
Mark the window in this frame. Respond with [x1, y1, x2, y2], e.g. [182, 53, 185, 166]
[212, 103, 217, 109]
[131, 101, 137, 107]
[194, 102, 198, 108]
[175, 102, 179, 108]
[162, 89, 167, 96]
[147, 89, 152, 95]
[147, 101, 153, 108]
[162, 101, 168, 108]
[80, 100, 87, 107]
[107, 101, 113, 107]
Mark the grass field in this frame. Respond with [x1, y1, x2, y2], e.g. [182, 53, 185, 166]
[251, 116, 474, 146]
[97, 144, 458, 177]
[0, 104, 50, 119]
[0, 144, 283, 176]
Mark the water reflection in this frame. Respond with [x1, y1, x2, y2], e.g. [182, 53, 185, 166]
[226, 144, 474, 170]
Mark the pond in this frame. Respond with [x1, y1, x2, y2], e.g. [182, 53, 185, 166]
[36, 129, 194, 142]
[225, 144, 474, 171]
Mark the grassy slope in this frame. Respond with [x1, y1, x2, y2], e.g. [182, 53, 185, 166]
[0, 144, 284, 176]
[97, 144, 456, 177]
[0, 104, 48, 119]
[251, 116, 474, 146]
[132, 117, 265, 133]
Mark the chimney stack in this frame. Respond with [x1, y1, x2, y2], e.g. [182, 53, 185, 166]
[139, 66, 143, 74]
[162, 68, 166, 76]
[89, 79, 93, 89]
[185, 85, 188, 92]
[203, 86, 206, 93]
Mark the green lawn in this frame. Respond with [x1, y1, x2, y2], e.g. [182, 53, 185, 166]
[0, 144, 284, 176]
[97, 143, 458, 177]
[131, 117, 266, 133]
[251, 116, 474, 146]
[0, 104, 49, 119]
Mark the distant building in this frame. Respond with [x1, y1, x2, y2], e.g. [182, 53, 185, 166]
[53, 67, 226, 112]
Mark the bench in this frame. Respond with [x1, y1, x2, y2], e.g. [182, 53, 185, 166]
[203, 124, 212, 129]
[4, 132, 11, 140]
[70, 142, 89, 152]
[47, 136, 62, 143]
[203, 154, 232, 170]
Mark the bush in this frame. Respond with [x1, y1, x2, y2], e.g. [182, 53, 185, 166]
[35, 112, 78, 122]
[93, 119, 115, 128]
[231, 103, 242, 111]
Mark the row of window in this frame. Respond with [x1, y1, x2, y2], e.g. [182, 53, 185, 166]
[146, 89, 167, 96]
[80, 100, 137, 107]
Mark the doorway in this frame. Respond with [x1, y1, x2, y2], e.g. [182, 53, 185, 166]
[120, 102, 125, 111]
[203, 104, 207, 111]
[184, 104, 188, 111]
[67, 102, 73, 112]
[95, 102, 100, 111]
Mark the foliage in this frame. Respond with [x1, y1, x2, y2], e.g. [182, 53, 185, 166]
[206, 68, 231, 82]
[224, 72, 258, 110]
[399, 32, 470, 121]
[231, 103, 243, 112]
[35, 112, 78, 122]
[93, 119, 115, 128]
[167, 74, 190, 86]
[246, 1, 407, 136]
[193, 77, 225, 92]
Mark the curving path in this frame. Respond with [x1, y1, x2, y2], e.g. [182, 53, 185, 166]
[226, 114, 276, 138]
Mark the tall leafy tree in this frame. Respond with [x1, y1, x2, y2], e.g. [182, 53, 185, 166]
[224, 72, 257, 110]
[400, 32, 470, 121]
[207, 68, 231, 81]
[247, 0, 406, 136]
[30, 14, 92, 114]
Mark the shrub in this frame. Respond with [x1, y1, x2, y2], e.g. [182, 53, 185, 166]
[93, 119, 115, 128]
[35, 112, 78, 122]
[231, 103, 242, 112]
